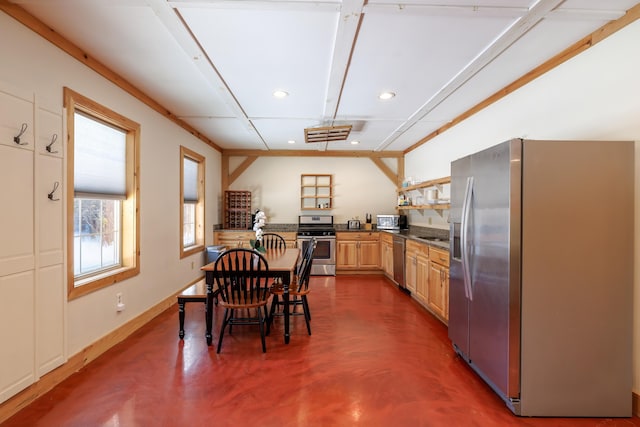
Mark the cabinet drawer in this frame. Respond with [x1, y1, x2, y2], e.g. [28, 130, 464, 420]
[406, 239, 429, 258]
[380, 232, 393, 245]
[213, 231, 255, 246]
[336, 231, 379, 241]
[429, 247, 449, 266]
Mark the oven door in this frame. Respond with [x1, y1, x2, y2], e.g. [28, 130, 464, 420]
[297, 236, 336, 276]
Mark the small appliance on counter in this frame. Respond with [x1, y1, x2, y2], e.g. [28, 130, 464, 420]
[376, 214, 408, 230]
[364, 213, 373, 230]
[347, 219, 361, 229]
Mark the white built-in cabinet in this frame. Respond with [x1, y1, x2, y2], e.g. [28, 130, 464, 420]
[0, 82, 65, 403]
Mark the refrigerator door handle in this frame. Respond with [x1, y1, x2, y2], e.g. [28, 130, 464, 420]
[461, 176, 474, 300]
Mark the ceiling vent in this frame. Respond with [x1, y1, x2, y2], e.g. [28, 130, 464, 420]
[304, 125, 352, 144]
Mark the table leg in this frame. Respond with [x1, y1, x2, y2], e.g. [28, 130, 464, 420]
[284, 272, 290, 344]
[178, 300, 186, 339]
[205, 272, 213, 346]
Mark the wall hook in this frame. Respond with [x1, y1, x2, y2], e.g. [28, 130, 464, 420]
[46, 134, 58, 153]
[48, 181, 60, 201]
[13, 123, 28, 145]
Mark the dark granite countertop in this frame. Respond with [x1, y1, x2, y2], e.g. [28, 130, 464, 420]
[214, 224, 450, 250]
[380, 229, 450, 250]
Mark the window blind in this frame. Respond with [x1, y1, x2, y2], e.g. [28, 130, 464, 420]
[183, 157, 199, 203]
[74, 112, 126, 198]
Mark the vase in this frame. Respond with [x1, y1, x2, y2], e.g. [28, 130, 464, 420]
[250, 239, 266, 253]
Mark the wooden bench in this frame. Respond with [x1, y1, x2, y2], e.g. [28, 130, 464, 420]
[177, 280, 207, 339]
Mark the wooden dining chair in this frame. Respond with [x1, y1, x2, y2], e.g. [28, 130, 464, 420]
[261, 232, 287, 250]
[213, 248, 271, 353]
[268, 238, 316, 335]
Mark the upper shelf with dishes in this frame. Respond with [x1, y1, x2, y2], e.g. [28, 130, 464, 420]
[396, 176, 451, 210]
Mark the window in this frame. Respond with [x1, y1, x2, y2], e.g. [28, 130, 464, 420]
[65, 88, 140, 299]
[180, 146, 205, 258]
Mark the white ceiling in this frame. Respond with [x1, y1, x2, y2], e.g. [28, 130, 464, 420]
[10, 0, 640, 152]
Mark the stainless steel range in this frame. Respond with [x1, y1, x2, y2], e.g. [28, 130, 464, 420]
[296, 215, 336, 276]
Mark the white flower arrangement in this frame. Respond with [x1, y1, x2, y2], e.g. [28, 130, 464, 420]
[253, 209, 267, 243]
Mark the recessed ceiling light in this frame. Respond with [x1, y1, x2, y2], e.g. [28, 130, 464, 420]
[378, 91, 395, 100]
[273, 90, 289, 98]
[288, 140, 295, 144]
[350, 140, 360, 145]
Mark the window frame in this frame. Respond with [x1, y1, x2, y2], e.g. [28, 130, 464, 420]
[65, 87, 140, 300]
[180, 146, 205, 258]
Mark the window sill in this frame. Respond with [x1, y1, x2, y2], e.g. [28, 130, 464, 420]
[181, 244, 204, 259]
[69, 265, 139, 300]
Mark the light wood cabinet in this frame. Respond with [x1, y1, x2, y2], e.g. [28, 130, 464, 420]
[277, 232, 298, 249]
[414, 249, 429, 305]
[213, 230, 297, 249]
[403, 237, 450, 324]
[406, 240, 429, 300]
[336, 232, 380, 271]
[380, 233, 394, 279]
[405, 244, 417, 294]
[213, 230, 255, 249]
[427, 247, 450, 322]
[301, 174, 333, 210]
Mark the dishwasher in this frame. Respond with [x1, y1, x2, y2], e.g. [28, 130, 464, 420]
[392, 235, 406, 291]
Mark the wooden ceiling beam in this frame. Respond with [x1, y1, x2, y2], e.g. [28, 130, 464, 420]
[222, 149, 403, 158]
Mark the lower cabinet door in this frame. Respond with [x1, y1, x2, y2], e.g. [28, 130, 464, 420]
[415, 255, 429, 304]
[0, 145, 34, 277]
[428, 262, 447, 320]
[336, 240, 358, 269]
[0, 270, 35, 403]
[37, 263, 65, 376]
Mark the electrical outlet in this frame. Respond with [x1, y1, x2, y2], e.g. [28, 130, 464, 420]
[116, 292, 125, 312]
[190, 261, 195, 270]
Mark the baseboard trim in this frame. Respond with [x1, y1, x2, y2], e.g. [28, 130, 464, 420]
[0, 277, 203, 424]
[633, 391, 639, 417]
[336, 270, 384, 275]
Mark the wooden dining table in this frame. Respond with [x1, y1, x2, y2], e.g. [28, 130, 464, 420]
[201, 247, 301, 345]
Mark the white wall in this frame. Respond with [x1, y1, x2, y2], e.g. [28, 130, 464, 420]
[229, 156, 397, 225]
[404, 21, 640, 397]
[0, 12, 221, 356]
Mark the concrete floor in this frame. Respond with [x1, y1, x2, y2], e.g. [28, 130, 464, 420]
[4, 275, 639, 426]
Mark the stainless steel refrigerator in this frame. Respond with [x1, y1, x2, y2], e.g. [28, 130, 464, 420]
[448, 138, 634, 417]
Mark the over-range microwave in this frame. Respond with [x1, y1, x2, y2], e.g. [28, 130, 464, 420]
[376, 214, 408, 230]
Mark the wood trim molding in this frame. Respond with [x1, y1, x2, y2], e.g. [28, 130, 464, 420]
[0, 276, 204, 424]
[221, 151, 404, 192]
[0, 0, 222, 153]
[222, 149, 403, 158]
[370, 157, 398, 186]
[228, 156, 258, 188]
[404, 2, 640, 154]
[634, 391, 639, 418]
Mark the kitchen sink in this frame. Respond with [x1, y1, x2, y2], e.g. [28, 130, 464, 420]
[415, 236, 447, 242]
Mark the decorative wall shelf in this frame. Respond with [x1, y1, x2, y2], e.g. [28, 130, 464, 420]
[301, 174, 333, 210]
[397, 176, 451, 212]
